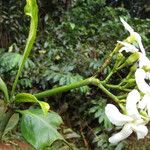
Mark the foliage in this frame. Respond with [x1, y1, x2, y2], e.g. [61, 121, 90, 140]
[18, 109, 65, 150]
[89, 99, 112, 129]
[0, 52, 35, 75]
[0, 0, 26, 48]
[0, 0, 69, 150]
[0, 0, 150, 150]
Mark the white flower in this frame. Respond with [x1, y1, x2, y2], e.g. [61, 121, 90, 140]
[135, 68, 150, 117]
[126, 89, 141, 119]
[120, 18, 145, 55]
[138, 94, 150, 116]
[138, 53, 150, 69]
[117, 41, 139, 53]
[135, 68, 150, 94]
[105, 90, 148, 144]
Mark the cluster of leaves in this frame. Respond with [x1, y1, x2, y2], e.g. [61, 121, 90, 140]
[1, 0, 150, 149]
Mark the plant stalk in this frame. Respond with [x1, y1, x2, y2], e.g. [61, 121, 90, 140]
[97, 83, 119, 103]
[34, 77, 119, 104]
[94, 43, 122, 77]
[34, 77, 99, 99]
[11, 1, 38, 98]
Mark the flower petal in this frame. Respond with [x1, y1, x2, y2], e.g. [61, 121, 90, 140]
[126, 89, 141, 119]
[139, 53, 150, 68]
[146, 72, 150, 80]
[135, 69, 150, 94]
[137, 38, 146, 56]
[138, 94, 149, 109]
[120, 18, 146, 55]
[109, 124, 133, 144]
[120, 18, 134, 34]
[105, 104, 133, 126]
[147, 103, 150, 117]
[132, 124, 148, 139]
[139, 94, 150, 116]
[117, 41, 139, 53]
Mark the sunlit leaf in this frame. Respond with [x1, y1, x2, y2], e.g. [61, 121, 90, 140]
[15, 93, 50, 114]
[18, 109, 65, 150]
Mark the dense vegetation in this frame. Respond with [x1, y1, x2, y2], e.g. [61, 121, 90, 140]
[0, 0, 150, 149]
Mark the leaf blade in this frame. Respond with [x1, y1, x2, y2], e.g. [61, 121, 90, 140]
[15, 93, 50, 114]
[18, 109, 65, 150]
[11, 0, 38, 97]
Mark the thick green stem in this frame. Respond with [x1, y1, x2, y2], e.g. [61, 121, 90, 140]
[34, 77, 119, 104]
[34, 77, 100, 99]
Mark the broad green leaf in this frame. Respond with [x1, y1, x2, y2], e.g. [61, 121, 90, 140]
[0, 77, 9, 102]
[11, 0, 38, 97]
[2, 113, 19, 138]
[18, 109, 65, 150]
[15, 93, 50, 114]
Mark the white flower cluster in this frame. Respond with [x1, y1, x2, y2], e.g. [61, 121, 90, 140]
[105, 18, 150, 144]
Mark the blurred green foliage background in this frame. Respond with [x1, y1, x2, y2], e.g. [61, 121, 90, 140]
[0, 0, 150, 149]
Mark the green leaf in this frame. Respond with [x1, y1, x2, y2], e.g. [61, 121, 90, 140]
[0, 52, 35, 72]
[0, 77, 9, 102]
[15, 93, 50, 114]
[18, 109, 65, 150]
[11, 0, 38, 97]
[2, 113, 19, 138]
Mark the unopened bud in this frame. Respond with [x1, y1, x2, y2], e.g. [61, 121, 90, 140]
[126, 35, 136, 43]
[130, 64, 137, 72]
[142, 66, 150, 72]
[125, 52, 139, 65]
[117, 53, 124, 60]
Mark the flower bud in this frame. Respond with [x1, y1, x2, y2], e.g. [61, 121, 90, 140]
[117, 53, 125, 61]
[142, 66, 150, 72]
[126, 35, 137, 44]
[125, 52, 139, 65]
[130, 64, 137, 73]
[114, 53, 125, 68]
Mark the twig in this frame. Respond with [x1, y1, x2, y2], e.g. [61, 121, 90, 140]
[80, 125, 91, 150]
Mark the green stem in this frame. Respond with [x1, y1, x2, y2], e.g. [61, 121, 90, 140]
[34, 77, 119, 104]
[103, 69, 115, 83]
[34, 77, 100, 99]
[97, 83, 119, 103]
[11, 0, 38, 98]
[117, 94, 128, 99]
[105, 84, 132, 92]
[94, 43, 122, 77]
